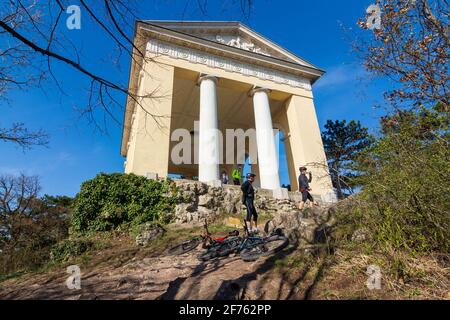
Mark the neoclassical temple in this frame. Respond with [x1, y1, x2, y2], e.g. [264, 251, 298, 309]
[121, 21, 336, 203]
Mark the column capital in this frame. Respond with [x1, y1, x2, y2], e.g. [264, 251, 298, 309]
[249, 86, 271, 97]
[198, 74, 219, 85]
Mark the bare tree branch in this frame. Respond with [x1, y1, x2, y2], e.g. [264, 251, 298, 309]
[0, 123, 49, 149]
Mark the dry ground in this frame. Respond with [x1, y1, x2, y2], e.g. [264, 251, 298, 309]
[0, 224, 448, 300]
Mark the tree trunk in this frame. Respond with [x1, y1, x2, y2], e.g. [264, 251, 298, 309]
[333, 163, 344, 199]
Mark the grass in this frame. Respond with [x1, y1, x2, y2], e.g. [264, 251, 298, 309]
[275, 252, 313, 270]
[0, 271, 25, 283]
[307, 246, 450, 300]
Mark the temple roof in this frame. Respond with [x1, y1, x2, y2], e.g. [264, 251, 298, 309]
[139, 21, 323, 72]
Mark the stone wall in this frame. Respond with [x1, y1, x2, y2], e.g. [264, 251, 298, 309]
[173, 180, 300, 224]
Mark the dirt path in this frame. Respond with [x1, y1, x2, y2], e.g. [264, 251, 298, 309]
[0, 245, 315, 300]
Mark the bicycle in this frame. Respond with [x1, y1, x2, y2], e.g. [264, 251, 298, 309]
[200, 220, 289, 262]
[167, 219, 239, 256]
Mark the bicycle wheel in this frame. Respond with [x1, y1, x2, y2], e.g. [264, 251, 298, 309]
[237, 237, 266, 261]
[198, 250, 217, 261]
[197, 242, 221, 261]
[216, 236, 242, 257]
[240, 236, 289, 262]
[167, 237, 202, 255]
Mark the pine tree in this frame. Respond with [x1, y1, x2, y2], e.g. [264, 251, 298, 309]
[321, 120, 374, 199]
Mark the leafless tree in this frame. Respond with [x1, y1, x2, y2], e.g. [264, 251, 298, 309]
[0, 173, 40, 215]
[0, 123, 48, 149]
[0, 1, 42, 96]
[0, 174, 40, 247]
[355, 0, 449, 111]
[0, 174, 71, 272]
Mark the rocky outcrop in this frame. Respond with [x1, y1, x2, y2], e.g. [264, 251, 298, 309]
[173, 180, 302, 224]
[173, 181, 242, 224]
[270, 208, 335, 245]
[135, 223, 166, 246]
[172, 180, 337, 246]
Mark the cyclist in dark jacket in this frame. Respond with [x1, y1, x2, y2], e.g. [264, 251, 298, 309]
[241, 173, 258, 233]
[298, 166, 318, 210]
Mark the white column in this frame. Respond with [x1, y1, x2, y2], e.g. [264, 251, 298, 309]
[198, 75, 220, 184]
[251, 88, 281, 190]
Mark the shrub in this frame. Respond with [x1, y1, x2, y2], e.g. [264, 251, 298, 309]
[71, 173, 178, 233]
[340, 109, 450, 254]
[50, 239, 95, 262]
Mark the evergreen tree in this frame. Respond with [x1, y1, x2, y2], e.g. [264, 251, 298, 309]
[321, 120, 374, 199]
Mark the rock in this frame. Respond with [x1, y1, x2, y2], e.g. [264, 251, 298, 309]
[351, 228, 370, 242]
[224, 217, 242, 228]
[175, 203, 196, 213]
[135, 224, 166, 246]
[270, 205, 337, 245]
[184, 207, 214, 223]
[223, 202, 237, 214]
[198, 194, 214, 207]
[182, 190, 196, 202]
[198, 206, 214, 219]
[207, 186, 223, 196]
[196, 182, 208, 195]
[313, 225, 334, 244]
[174, 203, 197, 223]
[255, 199, 268, 210]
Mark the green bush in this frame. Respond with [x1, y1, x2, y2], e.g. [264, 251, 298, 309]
[50, 239, 95, 262]
[71, 173, 178, 233]
[340, 109, 450, 254]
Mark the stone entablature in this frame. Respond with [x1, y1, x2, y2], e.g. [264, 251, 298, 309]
[147, 39, 312, 91]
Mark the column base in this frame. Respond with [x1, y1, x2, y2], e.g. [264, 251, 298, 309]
[207, 180, 222, 188]
[145, 172, 159, 180]
[273, 188, 289, 200]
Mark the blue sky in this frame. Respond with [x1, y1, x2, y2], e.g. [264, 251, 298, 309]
[1, 0, 389, 196]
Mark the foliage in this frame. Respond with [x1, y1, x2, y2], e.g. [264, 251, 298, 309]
[336, 107, 449, 254]
[71, 173, 179, 233]
[50, 238, 95, 263]
[0, 174, 71, 274]
[322, 119, 374, 199]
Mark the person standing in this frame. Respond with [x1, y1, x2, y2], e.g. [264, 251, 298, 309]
[221, 170, 229, 185]
[232, 165, 242, 185]
[241, 173, 258, 233]
[298, 166, 318, 210]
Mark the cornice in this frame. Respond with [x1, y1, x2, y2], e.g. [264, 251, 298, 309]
[147, 39, 312, 91]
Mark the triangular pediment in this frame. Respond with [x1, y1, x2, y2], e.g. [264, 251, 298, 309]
[141, 21, 319, 70]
